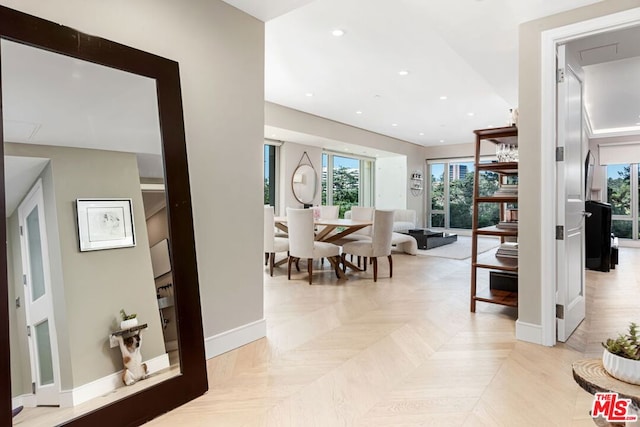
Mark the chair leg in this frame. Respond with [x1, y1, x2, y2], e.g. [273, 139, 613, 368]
[372, 257, 378, 282]
[388, 255, 393, 278]
[269, 253, 275, 276]
[328, 256, 341, 278]
[363, 257, 367, 271]
[287, 256, 292, 280]
[307, 258, 313, 284]
[265, 252, 269, 266]
[341, 254, 347, 273]
[295, 258, 301, 272]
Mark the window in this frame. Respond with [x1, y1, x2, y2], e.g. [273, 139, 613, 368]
[322, 152, 374, 217]
[427, 158, 500, 229]
[264, 144, 277, 206]
[606, 163, 635, 239]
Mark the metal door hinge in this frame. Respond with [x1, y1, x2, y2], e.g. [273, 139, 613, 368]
[556, 304, 565, 319]
[23, 274, 27, 285]
[32, 382, 36, 394]
[19, 225, 23, 236]
[557, 67, 565, 83]
[27, 325, 31, 337]
[556, 147, 564, 162]
[15, 297, 20, 308]
[556, 225, 564, 240]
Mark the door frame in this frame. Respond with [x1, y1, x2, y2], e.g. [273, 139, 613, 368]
[540, 8, 640, 346]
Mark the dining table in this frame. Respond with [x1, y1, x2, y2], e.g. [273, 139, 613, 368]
[274, 216, 373, 279]
[274, 216, 373, 243]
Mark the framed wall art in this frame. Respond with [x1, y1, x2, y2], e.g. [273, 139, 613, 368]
[76, 198, 136, 251]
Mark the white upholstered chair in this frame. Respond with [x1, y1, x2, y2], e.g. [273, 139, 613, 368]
[349, 206, 374, 238]
[341, 210, 394, 282]
[264, 205, 289, 276]
[319, 205, 339, 219]
[286, 208, 342, 284]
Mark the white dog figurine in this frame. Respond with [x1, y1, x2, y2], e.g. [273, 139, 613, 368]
[115, 334, 148, 386]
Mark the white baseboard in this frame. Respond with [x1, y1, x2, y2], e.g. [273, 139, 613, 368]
[59, 353, 170, 407]
[12, 394, 34, 409]
[516, 320, 544, 345]
[204, 318, 266, 359]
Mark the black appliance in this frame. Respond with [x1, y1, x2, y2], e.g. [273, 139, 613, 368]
[584, 200, 612, 272]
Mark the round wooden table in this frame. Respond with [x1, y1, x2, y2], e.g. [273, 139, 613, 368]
[572, 359, 640, 426]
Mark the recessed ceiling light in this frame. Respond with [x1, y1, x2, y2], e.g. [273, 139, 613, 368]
[440, 139, 445, 143]
[636, 122, 640, 126]
[305, 92, 314, 97]
[391, 123, 398, 127]
[398, 70, 409, 76]
[419, 132, 425, 136]
[332, 29, 345, 37]
[356, 111, 363, 115]
[439, 96, 447, 100]
[467, 112, 475, 116]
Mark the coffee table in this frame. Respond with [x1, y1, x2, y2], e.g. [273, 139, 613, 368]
[397, 229, 457, 250]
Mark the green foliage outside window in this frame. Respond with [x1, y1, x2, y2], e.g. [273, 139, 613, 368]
[331, 166, 359, 217]
[430, 171, 500, 229]
[607, 165, 631, 216]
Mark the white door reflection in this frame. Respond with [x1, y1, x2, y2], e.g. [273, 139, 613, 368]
[3, 39, 180, 425]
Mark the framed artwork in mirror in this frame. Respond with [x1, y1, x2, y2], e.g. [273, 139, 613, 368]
[76, 199, 136, 252]
[0, 5, 207, 427]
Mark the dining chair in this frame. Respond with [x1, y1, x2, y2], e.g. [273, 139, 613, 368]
[349, 206, 374, 238]
[286, 208, 342, 284]
[341, 209, 394, 282]
[264, 205, 289, 276]
[319, 205, 339, 219]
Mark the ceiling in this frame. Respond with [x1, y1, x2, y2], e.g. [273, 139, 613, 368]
[223, 0, 640, 148]
[2, 39, 164, 216]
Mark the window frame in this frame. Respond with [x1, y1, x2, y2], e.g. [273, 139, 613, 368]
[322, 151, 375, 217]
[426, 156, 499, 230]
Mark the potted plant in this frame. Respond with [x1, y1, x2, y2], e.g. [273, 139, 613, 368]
[119, 309, 138, 330]
[602, 322, 640, 385]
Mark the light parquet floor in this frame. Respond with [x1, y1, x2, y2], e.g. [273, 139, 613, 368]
[147, 249, 640, 427]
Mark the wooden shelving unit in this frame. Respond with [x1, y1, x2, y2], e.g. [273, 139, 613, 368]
[470, 126, 518, 312]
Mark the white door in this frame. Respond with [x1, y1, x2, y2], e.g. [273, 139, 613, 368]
[18, 179, 61, 405]
[555, 44, 586, 342]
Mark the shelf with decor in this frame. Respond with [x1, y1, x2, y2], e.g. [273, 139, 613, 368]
[470, 125, 518, 312]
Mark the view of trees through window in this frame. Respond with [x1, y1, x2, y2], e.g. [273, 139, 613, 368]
[429, 161, 501, 229]
[607, 164, 634, 238]
[322, 154, 361, 217]
[264, 144, 276, 206]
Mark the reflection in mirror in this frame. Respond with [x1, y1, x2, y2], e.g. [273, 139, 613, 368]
[291, 164, 317, 205]
[3, 39, 180, 425]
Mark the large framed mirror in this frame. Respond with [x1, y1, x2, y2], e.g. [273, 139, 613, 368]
[0, 6, 207, 426]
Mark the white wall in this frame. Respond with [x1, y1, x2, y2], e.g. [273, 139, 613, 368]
[0, 0, 266, 358]
[278, 142, 323, 215]
[375, 156, 408, 211]
[266, 102, 426, 220]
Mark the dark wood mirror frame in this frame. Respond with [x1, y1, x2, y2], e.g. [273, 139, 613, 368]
[0, 6, 208, 426]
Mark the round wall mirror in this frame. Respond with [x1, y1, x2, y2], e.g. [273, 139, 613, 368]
[291, 164, 317, 204]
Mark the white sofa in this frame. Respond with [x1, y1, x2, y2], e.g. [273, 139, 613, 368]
[392, 209, 417, 231]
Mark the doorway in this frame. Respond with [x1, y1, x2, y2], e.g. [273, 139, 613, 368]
[541, 8, 640, 345]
